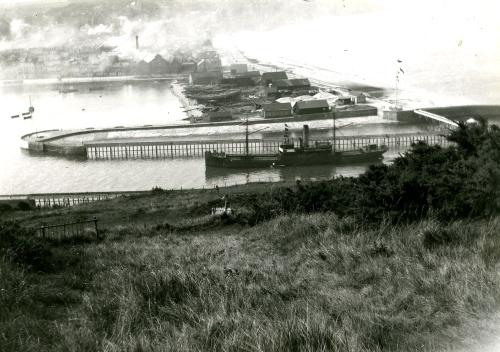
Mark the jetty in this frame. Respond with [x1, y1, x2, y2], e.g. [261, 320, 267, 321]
[414, 109, 458, 126]
[85, 133, 449, 160]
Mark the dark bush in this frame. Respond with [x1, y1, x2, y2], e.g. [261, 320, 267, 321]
[0, 203, 13, 214]
[0, 221, 53, 271]
[151, 186, 167, 194]
[16, 201, 33, 211]
[256, 119, 500, 224]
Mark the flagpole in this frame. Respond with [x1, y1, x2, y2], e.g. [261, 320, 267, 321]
[395, 59, 404, 109]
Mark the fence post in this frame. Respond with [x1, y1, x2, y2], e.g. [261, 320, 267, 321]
[93, 216, 100, 239]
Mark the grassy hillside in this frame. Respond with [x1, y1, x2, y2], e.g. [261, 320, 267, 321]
[1, 200, 500, 351]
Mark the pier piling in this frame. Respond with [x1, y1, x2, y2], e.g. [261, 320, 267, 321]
[84, 133, 448, 161]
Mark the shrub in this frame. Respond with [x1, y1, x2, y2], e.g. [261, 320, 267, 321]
[0, 221, 52, 271]
[252, 119, 500, 224]
[151, 186, 167, 194]
[16, 201, 33, 211]
[0, 203, 12, 214]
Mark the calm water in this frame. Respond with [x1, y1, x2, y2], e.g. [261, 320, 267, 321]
[1, 81, 415, 195]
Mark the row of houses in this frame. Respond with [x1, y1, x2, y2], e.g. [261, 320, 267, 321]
[134, 50, 223, 77]
[188, 66, 294, 88]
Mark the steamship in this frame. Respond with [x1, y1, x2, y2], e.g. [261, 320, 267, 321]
[276, 124, 388, 166]
[205, 122, 388, 168]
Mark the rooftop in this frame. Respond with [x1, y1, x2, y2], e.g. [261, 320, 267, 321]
[262, 102, 292, 112]
[261, 71, 288, 80]
[274, 78, 311, 88]
[294, 99, 330, 109]
[236, 70, 261, 77]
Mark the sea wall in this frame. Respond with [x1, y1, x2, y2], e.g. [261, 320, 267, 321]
[382, 109, 417, 122]
[27, 141, 86, 157]
[171, 82, 200, 118]
[337, 107, 378, 118]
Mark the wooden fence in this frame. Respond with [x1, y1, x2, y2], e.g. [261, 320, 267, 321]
[37, 217, 99, 240]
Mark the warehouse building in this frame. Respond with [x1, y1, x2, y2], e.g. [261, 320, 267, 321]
[261, 102, 292, 118]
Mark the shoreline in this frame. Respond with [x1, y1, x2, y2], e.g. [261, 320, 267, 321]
[0, 74, 187, 87]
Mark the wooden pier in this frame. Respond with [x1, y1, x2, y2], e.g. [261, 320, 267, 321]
[84, 133, 450, 160]
[0, 191, 144, 208]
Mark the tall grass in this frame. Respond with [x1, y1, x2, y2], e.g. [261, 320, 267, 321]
[3, 214, 497, 351]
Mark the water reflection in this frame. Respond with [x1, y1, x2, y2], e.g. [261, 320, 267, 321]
[204, 161, 377, 187]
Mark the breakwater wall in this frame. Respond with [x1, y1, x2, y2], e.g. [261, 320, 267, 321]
[27, 141, 87, 156]
[85, 133, 449, 160]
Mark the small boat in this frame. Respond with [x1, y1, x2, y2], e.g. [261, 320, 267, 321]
[11, 96, 34, 119]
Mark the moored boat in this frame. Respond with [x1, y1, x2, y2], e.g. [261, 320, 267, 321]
[204, 114, 388, 169]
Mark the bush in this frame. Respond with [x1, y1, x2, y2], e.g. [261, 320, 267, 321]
[244, 119, 500, 224]
[0, 221, 52, 271]
[151, 186, 167, 194]
[16, 201, 33, 211]
[0, 203, 12, 214]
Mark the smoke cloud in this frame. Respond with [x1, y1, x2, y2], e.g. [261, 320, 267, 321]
[0, 0, 380, 58]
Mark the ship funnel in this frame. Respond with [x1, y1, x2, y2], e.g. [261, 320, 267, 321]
[302, 125, 309, 148]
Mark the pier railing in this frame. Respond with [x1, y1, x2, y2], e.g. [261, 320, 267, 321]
[85, 133, 449, 160]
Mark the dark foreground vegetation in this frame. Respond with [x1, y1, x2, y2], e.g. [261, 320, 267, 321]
[1, 120, 500, 351]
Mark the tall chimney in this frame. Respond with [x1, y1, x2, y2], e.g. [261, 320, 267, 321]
[135, 35, 139, 50]
[302, 125, 309, 148]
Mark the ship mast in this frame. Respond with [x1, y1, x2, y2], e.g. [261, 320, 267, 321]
[245, 116, 249, 156]
[332, 106, 336, 153]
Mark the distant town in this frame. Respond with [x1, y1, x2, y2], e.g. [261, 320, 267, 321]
[0, 41, 202, 80]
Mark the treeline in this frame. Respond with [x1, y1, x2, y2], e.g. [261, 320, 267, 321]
[222, 118, 500, 224]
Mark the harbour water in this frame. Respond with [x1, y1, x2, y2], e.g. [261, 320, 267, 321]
[1, 81, 426, 195]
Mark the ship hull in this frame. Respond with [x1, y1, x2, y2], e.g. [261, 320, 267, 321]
[205, 152, 278, 168]
[277, 148, 387, 166]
